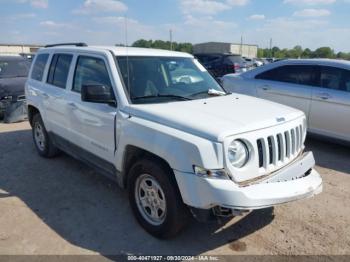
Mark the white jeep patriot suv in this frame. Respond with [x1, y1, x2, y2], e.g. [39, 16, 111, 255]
[26, 43, 322, 238]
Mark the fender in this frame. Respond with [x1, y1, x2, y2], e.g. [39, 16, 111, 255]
[115, 115, 225, 174]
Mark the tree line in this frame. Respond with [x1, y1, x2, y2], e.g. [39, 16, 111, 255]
[130, 39, 193, 54]
[258, 45, 350, 60]
[121, 39, 350, 60]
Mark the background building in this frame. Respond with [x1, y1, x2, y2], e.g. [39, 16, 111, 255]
[0, 44, 42, 55]
[193, 42, 258, 58]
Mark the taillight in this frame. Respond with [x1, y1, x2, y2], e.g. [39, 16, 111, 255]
[233, 63, 240, 71]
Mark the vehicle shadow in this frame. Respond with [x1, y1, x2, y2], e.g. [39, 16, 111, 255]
[305, 136, 350, 174]
[0, 129, 275, 255]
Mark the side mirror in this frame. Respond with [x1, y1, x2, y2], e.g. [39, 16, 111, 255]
[81, 85, 116, 105]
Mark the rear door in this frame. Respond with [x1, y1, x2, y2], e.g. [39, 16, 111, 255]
[255, 65, 316, 118]
[66, 53, 117, 163]
[43, 53, 73, 137]
[309, 66, 350, 141]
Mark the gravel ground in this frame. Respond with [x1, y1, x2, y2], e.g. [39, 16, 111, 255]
[0, 121, 349, 257]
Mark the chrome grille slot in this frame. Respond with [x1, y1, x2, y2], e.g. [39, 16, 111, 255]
[277, 134, 283, 161]
[257, 139, 264, 168]
[267, 137, 273, 165]
[291, 129, 296, 154]
[284, 131, 291, 158]
[299, 125, 303, 148]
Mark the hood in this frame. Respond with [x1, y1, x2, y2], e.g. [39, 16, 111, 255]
[125, 94, 304, 142]
[0, 77, 27, 100]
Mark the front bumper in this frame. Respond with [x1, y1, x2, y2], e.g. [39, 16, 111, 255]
[174, 152, 322, 210]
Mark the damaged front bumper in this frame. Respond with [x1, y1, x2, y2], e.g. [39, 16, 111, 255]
[0, 96, 27, 123]
[174, 152, 322, 210]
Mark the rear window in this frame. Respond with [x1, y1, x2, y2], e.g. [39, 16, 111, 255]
[31, 54, 49, 81]
[195, 55, 221, 64]
[47, 54, 73, 88]
[224, 55, 245, 64]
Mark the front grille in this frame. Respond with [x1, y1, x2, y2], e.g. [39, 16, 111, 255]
[257, 124, 304, 169]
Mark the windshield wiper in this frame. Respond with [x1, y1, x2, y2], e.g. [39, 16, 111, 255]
[190, 89, 227, 97]
[132, 94, 192, 101]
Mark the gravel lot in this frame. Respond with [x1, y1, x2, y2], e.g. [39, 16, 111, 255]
[0, 121, 349, 256]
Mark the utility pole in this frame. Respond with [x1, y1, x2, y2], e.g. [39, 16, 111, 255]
[269, 38, 273, 58]
[240, 35, 243, 56]
[169, 29, 173, 51]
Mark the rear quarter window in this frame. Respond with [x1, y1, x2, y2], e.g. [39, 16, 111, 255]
[31, 54, 49, 81]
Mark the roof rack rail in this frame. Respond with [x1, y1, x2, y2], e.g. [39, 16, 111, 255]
[44, 43, 88, 48]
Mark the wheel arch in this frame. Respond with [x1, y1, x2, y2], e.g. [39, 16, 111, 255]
[27, 105, 40, 127]
[122, 145, 174, 189]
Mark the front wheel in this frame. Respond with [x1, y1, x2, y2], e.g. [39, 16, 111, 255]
[128, 158, 189, 239]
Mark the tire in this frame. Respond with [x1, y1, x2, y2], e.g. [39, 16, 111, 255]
[128, 157, 190, 239]
[32, 114, 59, 158]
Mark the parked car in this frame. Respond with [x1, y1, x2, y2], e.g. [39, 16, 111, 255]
[194, 53, 248, 78]
[0, 55, 30, 122]
[26, 44, 322, 238]
[243, 57, 264, 68]
[20, 53, 36, 62]
[223, 59, 350, 143]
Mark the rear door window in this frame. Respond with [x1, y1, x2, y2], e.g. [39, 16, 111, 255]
[319, 66, 342, 91]
[31, 54, 49, 81]
[342, 70, 350, 92]
[47, 54, 73, 88]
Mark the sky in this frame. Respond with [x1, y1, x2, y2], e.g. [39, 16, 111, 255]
[1, 0, 350, 52]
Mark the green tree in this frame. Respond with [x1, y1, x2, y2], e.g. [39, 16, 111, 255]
[131, 39, 193, 54]
[271, 46, 280, 57]
[301, 48, 312, 58]
[312, 47, 335, 58]
[292, 45, 303, 58]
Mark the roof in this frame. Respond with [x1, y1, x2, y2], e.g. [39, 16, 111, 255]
[241, 58, 350, 78]
[274, 58, 350, 67]
[40, 45, 193, 58]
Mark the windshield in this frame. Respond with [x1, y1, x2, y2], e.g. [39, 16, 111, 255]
[116, 56, 226, 104]
[0, 58, 30, 78]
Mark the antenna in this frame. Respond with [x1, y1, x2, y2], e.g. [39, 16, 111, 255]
[169, 29, 173, 51]
[124, 15, 131, 97]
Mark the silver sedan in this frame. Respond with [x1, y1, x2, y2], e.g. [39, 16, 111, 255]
[223, 59, 350, 142]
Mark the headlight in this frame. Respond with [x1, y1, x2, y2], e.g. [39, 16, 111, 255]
[228, 140, 249, 168]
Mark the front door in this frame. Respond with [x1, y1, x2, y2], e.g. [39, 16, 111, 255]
[256, 65, 316, 118]
[66, 54, 117, 164]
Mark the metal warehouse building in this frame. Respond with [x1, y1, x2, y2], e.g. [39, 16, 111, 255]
[193, 42, 258, 58]
[0, 44, 42, 55]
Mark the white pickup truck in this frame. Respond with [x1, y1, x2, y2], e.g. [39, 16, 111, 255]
[25, 43, 322, 238]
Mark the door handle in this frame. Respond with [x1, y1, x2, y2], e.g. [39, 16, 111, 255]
[261, 85, 271, 91]
[316, 93, 331, 100]
[41, 93, 49, 99]
[67, 102, 77, 109]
